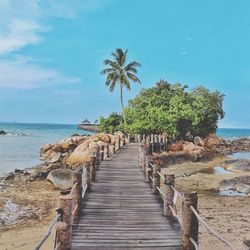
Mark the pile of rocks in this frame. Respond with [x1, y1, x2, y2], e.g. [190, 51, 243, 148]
[4, 132, 126, 187]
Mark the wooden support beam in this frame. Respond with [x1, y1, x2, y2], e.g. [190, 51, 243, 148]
[152, 165, 161, 194]
[56, 195, 73, 250]
[181, 192, 198, 250]
[163, 174, 175, 217]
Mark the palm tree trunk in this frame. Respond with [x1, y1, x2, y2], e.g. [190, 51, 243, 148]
[120, 82, 127, 125]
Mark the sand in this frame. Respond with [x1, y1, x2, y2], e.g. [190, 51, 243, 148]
[162, 156, 250, 250]
[0, 157, 250, 250]
[0, 180, 58, 250]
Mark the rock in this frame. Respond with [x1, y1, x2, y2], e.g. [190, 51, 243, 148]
[52, 144, 63, 153]
[226, 159, 250, 172]
[67, 148, 95, 168]
[47, 152, 62, 163]
[204, 134, 225, 150]
[47, 169, 73, 190]
[238, 175, 250, 185]
[219, 179, 237, 191]
[0, 130, 7, 135]
[168, 141, 183, 152]
[40, 144, 52, 156]
[4, 172, 15, 181]
[194, 136, 205, 147]
[236, 183, 250, 194]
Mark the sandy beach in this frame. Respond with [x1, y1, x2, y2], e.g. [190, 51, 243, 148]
[162, 156, 250, 250]
[0, 155, 249, 250]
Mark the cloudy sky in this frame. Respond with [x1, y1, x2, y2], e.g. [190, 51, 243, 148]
[0, 0, 250, 127]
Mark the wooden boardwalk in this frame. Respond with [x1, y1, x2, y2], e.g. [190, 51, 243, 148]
[72, 143, 181, 249]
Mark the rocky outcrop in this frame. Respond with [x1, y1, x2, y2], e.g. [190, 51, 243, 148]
[164, 134, 250, 162]
[40, 132, 125, 169]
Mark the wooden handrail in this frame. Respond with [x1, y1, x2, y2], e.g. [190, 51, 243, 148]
[138, 135, 238, 250]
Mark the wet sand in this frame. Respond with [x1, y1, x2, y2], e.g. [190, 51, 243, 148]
[0, 180, 58, 250]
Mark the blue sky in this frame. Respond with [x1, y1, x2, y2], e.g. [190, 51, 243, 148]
[0, 0, 250, 128]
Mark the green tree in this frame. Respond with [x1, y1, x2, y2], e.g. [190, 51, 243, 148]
[100, 48, 141, 125]
[124, 81, 224, 138]
[99, 113, 124, 133]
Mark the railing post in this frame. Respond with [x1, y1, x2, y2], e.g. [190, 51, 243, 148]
[106, 143, 110, 158]
[163, 174, 175, 216]
[145, 154, 153, 183]
[152, 165, 161, 194]
[181, 192, 198, 250]
[163, 135, 167, 151]
[243, 240, 250, 250]
[127, 134, 131, 143]
[56, 195, 73, 250]
[96, 147, 100, 170]
[100, 146, 104, 161]
[159, 134, 162, 152]
[72, 168, 82, 214]
[86, 161, 91, 191]
[90, 154, 96, 182]
[151, 134, 154, 153]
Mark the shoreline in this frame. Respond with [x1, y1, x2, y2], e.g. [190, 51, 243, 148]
[0, 133, 250, 249]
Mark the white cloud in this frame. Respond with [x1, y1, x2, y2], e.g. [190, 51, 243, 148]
[0, 58, 81, 89]
[0, 0, 99, 88]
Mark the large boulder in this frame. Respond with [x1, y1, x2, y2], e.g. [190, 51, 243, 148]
[47, 169, 73, 190]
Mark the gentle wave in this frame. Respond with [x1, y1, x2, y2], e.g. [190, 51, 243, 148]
[3, 133, 29, 137]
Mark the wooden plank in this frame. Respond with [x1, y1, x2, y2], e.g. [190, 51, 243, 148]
[71, 143, 181, 249]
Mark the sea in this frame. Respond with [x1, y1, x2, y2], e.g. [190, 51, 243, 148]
[0, 123, 92, 176]
[0, 123, 250, 177]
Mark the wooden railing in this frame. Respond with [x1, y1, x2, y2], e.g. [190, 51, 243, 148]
[138, 136, 239, 250]
[34, 135, 128, 250]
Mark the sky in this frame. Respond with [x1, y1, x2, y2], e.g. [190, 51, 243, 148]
[0, 0, 250, 128]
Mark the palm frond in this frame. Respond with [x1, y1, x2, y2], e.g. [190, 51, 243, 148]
[125, 61, 141, 70]
[121, 73, 131, 91]
[127, 72, 141, 84]
[100, 68, 116, 75]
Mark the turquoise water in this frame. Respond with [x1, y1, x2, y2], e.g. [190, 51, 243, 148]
[0, 123, 91, 176]
[1, 124, 250, 176]
[217, 128, 250, 139]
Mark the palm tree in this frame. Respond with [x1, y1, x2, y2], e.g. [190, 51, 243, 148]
[101, 48, 141, 125]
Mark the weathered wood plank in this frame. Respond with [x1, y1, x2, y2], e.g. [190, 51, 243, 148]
[72, 143, 181, 249]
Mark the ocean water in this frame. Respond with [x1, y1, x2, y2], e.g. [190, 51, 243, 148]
[1, 124, 250, 177]
[0, 123, 91, 176]
[217, 128, 250, 139]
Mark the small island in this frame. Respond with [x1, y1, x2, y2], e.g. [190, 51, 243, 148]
[77, 118, 100, 133]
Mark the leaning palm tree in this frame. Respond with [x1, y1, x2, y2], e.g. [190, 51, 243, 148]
[101, 48, 141, 125]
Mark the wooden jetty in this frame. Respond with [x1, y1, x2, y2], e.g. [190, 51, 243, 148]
[35, 134, 239, 250]
[71, 143, 181, 249]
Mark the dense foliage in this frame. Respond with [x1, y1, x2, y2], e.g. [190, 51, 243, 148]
[100, 81, 225, 139]
[99, 112, 124, 134]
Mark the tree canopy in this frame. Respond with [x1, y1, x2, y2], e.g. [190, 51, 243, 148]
[99, 80, 225, 139]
